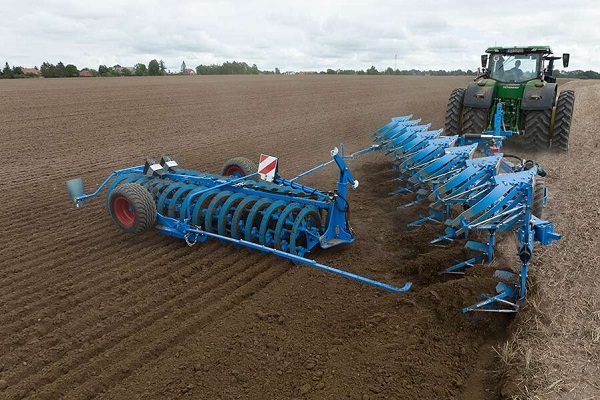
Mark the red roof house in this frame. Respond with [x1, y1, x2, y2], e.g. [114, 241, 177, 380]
[21, 68, 41, 75]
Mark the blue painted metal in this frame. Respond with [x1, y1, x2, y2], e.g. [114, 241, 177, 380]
[156, 214, 412, 293]
[66, 102, 562, 313]
[67, 150, 412, 295]
[363, 103, 562, 313]
[67, 166, 144, 208]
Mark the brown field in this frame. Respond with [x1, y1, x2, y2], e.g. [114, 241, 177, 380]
[1, 75, 598, 399]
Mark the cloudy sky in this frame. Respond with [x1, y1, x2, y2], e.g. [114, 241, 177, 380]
[2, 0, 598, 72]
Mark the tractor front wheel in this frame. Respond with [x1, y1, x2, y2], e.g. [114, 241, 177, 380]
[461, 107, 488, 135]
[444, 88, 465, 135]
[523, 109, 552, 151]
[221, 157, 258, 179]
[552, 90, 575, 152]
[108, 183, 157, 234]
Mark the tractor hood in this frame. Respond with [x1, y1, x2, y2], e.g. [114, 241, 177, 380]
[495, 81, 525, 99]
[464, 78, 557, 112]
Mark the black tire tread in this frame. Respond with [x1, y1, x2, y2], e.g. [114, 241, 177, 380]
[462, 107, 488, 135]
[552, 90, 575, 152]
[109, 183, 157, 234]
[444, 88, 465, 135]
[221, 157, 258, 178]
[532, 177, 545, 218]
[523, 109, 552, 151]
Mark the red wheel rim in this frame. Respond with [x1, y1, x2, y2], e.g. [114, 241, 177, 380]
[114, 197, 135, 227]
[224, 165, 244, 177]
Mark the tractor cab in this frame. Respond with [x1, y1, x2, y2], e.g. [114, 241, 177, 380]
[481, 46, 570, 84]
[487, 53, 541, 83]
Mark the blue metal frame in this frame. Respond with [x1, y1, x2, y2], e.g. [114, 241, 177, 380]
[362, 102, 562, 313]
[67, 150, 412, 294]
[66, 166, 144, 207]
[66, 102, 562, 313]
[155, 213, 411, 293]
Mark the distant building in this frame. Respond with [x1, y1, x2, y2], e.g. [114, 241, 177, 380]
[183, 68, 196, 75]
[21, 68, 40, 76]
[79, 69, 93, 77]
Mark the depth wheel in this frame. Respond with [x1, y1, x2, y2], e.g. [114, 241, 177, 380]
[221, 157, 258, 179]
[108, 183, 156, 234]
[532, 177, 545, 218]
[444, 88, 465, 135]
[552, 90, 575, 152]
[524, 109, 552, 151]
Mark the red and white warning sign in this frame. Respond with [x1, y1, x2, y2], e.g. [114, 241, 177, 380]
[258, 154, 278, 182]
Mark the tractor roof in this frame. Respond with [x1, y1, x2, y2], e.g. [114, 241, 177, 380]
[486, 46, 553, 55]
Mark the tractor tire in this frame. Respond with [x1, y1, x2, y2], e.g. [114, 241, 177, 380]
[109, 183, 157, 234]
[444, 88, 465, 135]
[523, 109, 552, 151]
[221, 157, 258, 179]
[461, 107, 488, 135]
[552, 90, 575, 152]
[531, 177, 545, 218]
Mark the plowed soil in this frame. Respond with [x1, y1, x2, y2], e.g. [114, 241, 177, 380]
[0, 76, 596, 400]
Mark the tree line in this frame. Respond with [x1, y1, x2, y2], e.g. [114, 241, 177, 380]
[2, 59, 599, 79]
[194, 61, 281, 75]
[0, 59, 169, 78]
[554, 69, 600, 80]
[95, 59, 167, 77]
[43, 59, 168, 77]
[0, 62, 37, 78]
[322, 66, 600, 79]
[322, 66, 477, 76]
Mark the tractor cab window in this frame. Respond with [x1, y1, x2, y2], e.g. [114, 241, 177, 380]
[489, 54, 540, 82]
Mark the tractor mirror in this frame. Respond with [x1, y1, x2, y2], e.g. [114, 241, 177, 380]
[562, 53, 570, 68]
[481, 55, 488, 68]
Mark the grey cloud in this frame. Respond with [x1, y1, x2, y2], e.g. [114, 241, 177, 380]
[0, 0, 597, 71]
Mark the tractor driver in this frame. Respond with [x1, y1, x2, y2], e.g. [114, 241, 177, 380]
[507, 60, 524, 79]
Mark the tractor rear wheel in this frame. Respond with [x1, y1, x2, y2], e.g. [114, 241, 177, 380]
[109, 183, 157, 234]
[221, 157, 258, 179]
[552, 90, 575, 152]
[532, 177, 545, 218]
[444, 88, 465, 135]
[523, 109, 552, 151]
[462, 107, 488, 135]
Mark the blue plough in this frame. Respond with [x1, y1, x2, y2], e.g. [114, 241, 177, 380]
[369, 103, 561, 312]
[65, 103, 560, 314]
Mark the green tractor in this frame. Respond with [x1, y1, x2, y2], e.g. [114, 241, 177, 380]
[445, 46, 575, 151]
